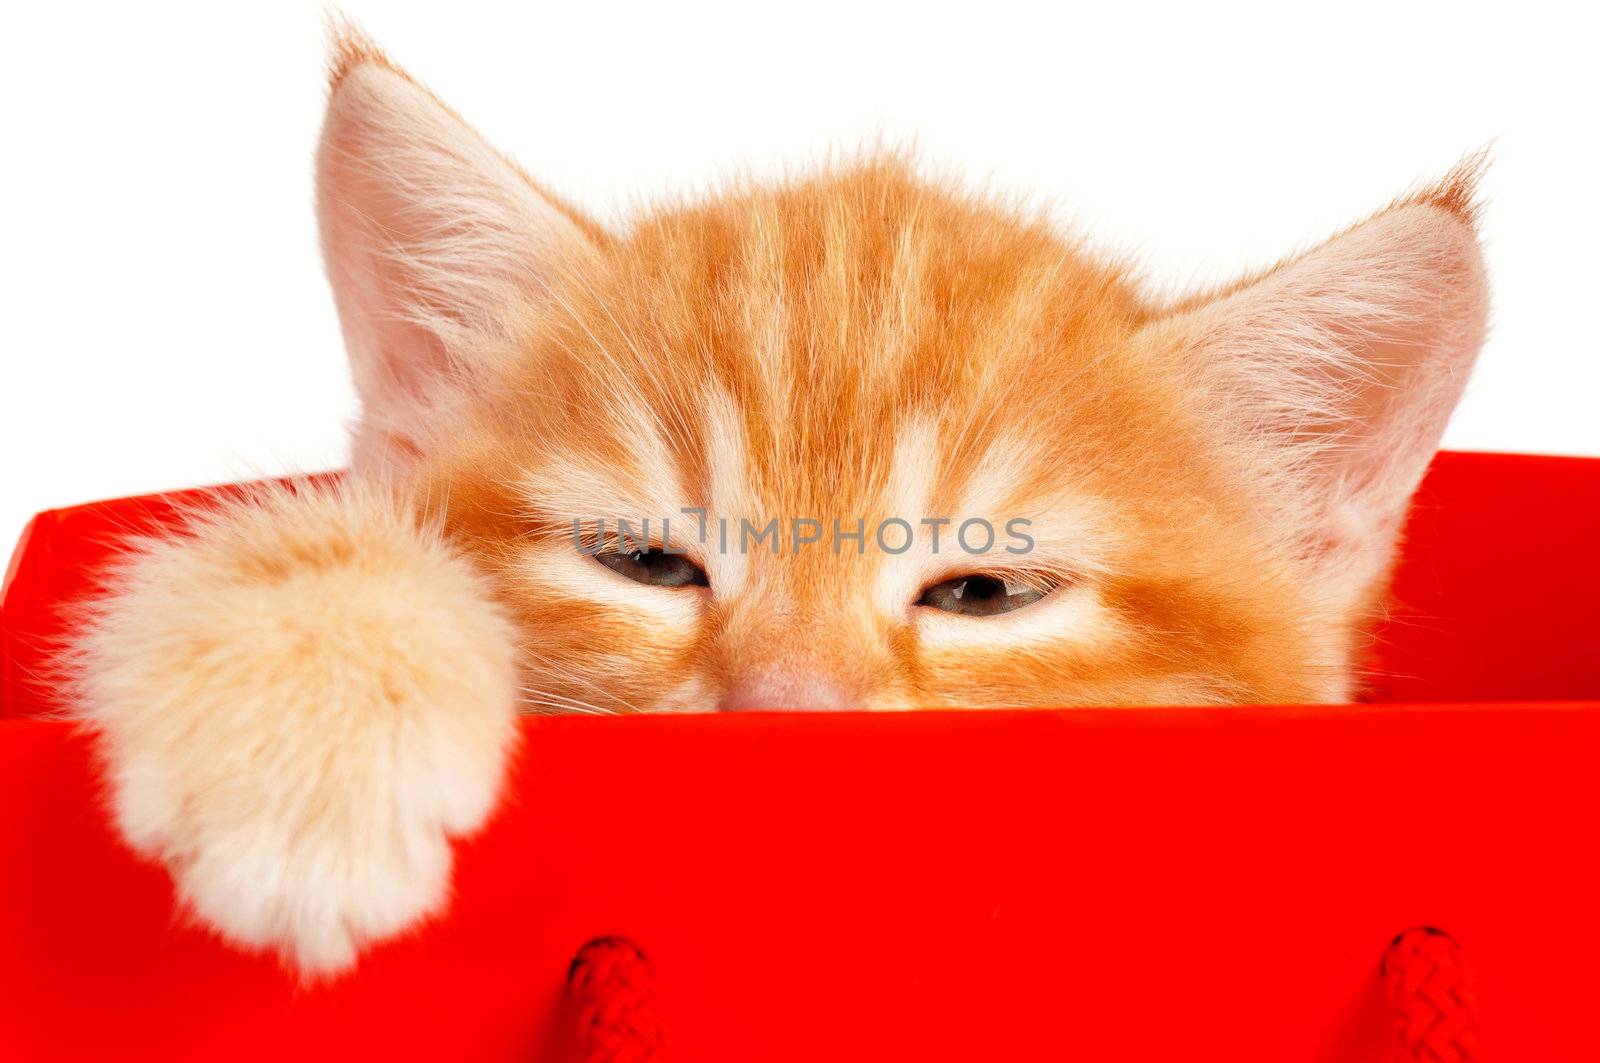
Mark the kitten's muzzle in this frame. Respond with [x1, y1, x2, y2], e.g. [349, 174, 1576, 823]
[717, 669, 858, 712]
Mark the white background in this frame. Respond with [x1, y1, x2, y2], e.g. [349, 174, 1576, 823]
[3, 1, 1595, 541]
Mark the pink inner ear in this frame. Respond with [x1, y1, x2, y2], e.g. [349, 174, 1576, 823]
[1158, 200, 1488, 611]
[314, 61, 593, 477]
[1301, 207, 1487, 541]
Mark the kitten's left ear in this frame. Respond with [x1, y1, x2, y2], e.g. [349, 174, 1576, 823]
[316, 28, 599, 476]
[1146, 166, 1489, 613]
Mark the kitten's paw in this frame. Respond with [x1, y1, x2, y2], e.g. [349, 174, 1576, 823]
[71, 484, 520, 976]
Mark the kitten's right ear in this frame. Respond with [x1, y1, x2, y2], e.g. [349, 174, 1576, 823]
[316, 27, 597, 477]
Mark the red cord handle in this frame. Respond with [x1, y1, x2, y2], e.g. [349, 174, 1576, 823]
[564, 925, 1481, 1061]
[566, 937, 672, 1063]
[1381, 927, 1481, 1062]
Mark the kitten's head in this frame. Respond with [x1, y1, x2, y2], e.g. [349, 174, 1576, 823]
[316, 35, 1486, 712]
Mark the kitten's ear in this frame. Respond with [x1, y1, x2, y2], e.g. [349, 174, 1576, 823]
[316, 30, 597, 476]
[1148, 168, 1488, 613]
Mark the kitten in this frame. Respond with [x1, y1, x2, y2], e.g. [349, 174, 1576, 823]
[71, 28, 1487, 976]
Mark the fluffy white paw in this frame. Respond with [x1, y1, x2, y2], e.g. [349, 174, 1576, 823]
[71, 483, 520, 977]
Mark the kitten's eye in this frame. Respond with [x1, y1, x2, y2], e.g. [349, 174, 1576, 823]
[594, 548, 709, 589]
[917, 575, 1050, 617]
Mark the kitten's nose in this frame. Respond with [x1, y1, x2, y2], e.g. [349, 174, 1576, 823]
[718, 670, 858, 712]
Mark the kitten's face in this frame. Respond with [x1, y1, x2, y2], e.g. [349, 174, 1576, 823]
[415, 171, 1341, 713]
[317, 46, 1487, 713]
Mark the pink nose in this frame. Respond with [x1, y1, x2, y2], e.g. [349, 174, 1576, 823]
[717, 670, 858, 712]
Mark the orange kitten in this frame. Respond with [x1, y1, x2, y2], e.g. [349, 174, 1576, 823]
[71, 28, 1487, 976]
